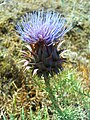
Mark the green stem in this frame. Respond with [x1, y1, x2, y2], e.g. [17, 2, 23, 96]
[44, 79, 64, 118]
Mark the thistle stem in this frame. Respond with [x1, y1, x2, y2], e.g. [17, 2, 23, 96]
[44, 78, 64, 118]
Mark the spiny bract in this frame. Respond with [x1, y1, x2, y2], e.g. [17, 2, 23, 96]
[16, 9, 72, 78]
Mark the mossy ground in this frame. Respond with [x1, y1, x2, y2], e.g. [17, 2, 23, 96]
[0, 0, 90, 119]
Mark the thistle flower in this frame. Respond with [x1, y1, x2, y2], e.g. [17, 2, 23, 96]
[16, 9, 72, 78]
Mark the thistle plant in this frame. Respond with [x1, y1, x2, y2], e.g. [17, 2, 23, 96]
[17, 9, 72, 78]
[16, 9, 72, 118]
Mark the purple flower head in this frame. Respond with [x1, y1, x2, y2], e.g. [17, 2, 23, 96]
[16, 9, 72, 45]
[17, 9, 73, 77]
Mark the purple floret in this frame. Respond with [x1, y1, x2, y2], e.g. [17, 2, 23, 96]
[16, 9, 72, 45]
